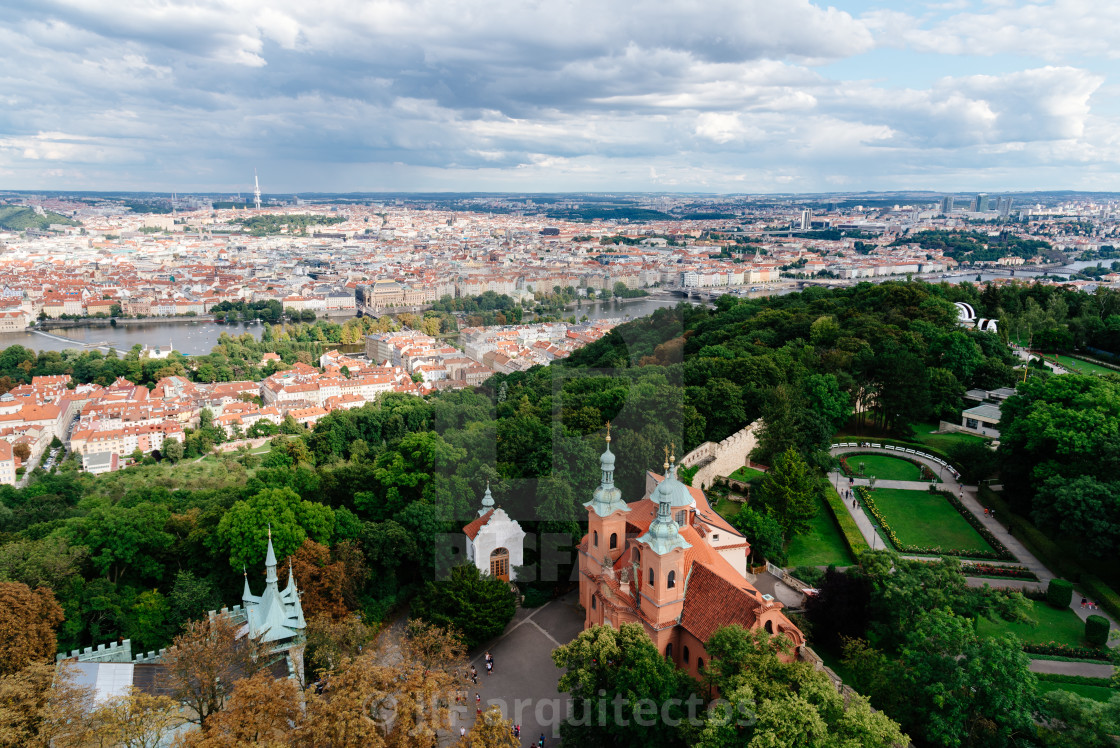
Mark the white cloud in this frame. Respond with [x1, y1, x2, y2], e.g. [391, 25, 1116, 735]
[0, 0, 1116, 191]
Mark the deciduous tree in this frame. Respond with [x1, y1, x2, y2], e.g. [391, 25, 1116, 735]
[0, 582, 64, 676]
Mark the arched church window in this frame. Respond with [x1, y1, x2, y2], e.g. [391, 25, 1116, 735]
[609, 533, 618, 550]
[675, 510, 686, 525]
[665, 643, 673, 659]
[683, 646, 690, 664]
[490, 547, 510, 581]
[593, 531, 598, 547]
[591, 596, 596, 610]
[764, 620, 774, 634]
[697, 657, 704, 671]
[649, 567, 655, 586]
[667, 570, 676, 589]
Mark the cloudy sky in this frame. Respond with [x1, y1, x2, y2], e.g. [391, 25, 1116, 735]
[1, 0, 1118, 193]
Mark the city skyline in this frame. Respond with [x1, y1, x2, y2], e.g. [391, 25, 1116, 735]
[2, 0, 1118, 193]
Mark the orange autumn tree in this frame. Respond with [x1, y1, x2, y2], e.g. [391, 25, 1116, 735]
[0, 582, 64, 676]
[281, 539, 364, 620]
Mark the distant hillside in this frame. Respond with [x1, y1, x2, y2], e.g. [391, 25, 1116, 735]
[0, 205, 81, 231]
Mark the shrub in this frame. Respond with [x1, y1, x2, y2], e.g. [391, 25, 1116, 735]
[520, 586, 552, 609]
[821, 481, 868, 557]
[1085, 615, 1110, 647]
[1047, 579, 1074, 609]
[791, 566, 826, 587]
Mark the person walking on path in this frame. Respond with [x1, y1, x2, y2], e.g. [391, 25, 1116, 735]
[486, 659, 493, 675]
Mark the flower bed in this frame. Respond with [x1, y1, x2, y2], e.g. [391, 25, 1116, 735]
[856, 486, 1016, 561]
[1023, 642, 1111, 661]
[961, 563, 1038, 580]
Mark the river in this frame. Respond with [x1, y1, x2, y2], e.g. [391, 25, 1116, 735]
[0, 319, 265, 356]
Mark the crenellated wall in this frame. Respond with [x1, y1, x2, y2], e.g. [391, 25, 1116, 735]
[679, 419, 762, 490]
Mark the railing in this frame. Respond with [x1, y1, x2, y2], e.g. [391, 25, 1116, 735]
[831, 442, 960, 480]
[766, 561, 814, 593]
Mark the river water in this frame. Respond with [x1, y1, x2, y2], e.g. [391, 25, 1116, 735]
[0, 319, 264, 356]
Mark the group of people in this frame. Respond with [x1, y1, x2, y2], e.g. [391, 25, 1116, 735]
[455, 651, 548, 746]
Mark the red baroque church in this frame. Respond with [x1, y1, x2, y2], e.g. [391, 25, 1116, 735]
[578, 432, 805, 678]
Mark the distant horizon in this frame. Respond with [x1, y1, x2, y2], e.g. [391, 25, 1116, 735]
[5, 187, 1120, 200]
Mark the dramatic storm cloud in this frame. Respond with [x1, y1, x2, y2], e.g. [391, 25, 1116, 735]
[0, 0, 1116, 192]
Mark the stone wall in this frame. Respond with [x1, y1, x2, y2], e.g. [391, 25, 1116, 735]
[680, 419, 762, 490]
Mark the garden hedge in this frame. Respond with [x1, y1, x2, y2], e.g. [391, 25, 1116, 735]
[1047, 579, 1074, 609]
[1085, 615, 1110, 648]
[821, 480, 869, 558]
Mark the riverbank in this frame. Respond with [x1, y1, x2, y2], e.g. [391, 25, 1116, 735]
[36, 315, 208, 329]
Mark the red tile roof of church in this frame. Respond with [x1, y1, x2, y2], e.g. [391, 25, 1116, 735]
[462, 510, 494, 540]
[679, 563, 762, 642]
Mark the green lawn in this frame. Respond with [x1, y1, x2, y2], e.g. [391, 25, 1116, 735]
[978, 600, 1089, 647]
[1037, 681, 1117, 703]
[848, 454, 925, 481]
[713, 495, 742, 519]
[908, 422, 990, 451]
[869, 488, 994, 555]
[1052, 354, 1117, 376]
[729, 466, 766, 482]
[786, 494, 858, 567]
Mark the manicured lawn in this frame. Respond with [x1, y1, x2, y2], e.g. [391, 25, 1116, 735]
[848, 454, 924, 481]
[869, 488, 994, 555]
[786, 494, 857, 567]
[978, 600, 1089, 647]
[713, 495, 742, 519]
[1037, 682, 1117, 703]
[729, 466, 766, 482]
[909, 422, 990, 451]
[1052, 354, 1116, 376]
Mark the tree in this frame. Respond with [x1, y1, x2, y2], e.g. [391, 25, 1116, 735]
[457, 705, 519, 748]
[162, 437, 184, 463]
[1036, 690, 1120, 747]
[90, 689, 186, 748]
[302, 613, 373, 680]
[730, 506, 786, 565]
[890, 610, 1038, 748]
[11, 443, 30, 463]
[298, 620, 465, 748]
[1033, 476, 1120, 560]
[699, 625, 908, 748]
[161, 612, 264, 725]
[216, 487, 335, 569]
[755, 447, 818, 535]
[67, 502, 173, 583]
[281, 539, 361, 620]
[412, 564, 516, 649]
[552, 623, 695, 748]
[0, 582, 64, 676]
[179, 672, 299, 747]
[0, 662, 94, 747]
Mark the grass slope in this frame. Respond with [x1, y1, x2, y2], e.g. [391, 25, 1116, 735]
[786, 493, 857, 567]
[978, 600, 1088, 647]
[870, 488, 993, 555]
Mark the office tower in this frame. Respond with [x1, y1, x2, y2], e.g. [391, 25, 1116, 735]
[799, 208, 812, 230]
[940, 196, 954, 214]
[975, 193, 990, 212]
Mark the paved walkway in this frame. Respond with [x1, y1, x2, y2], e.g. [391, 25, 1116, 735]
[829, 444, 1120, 653]
[449, 590, 585, 745]
[1029, 659, 1115, 678]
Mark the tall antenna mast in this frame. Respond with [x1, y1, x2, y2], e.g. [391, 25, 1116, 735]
[253, 169, 262, 211]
